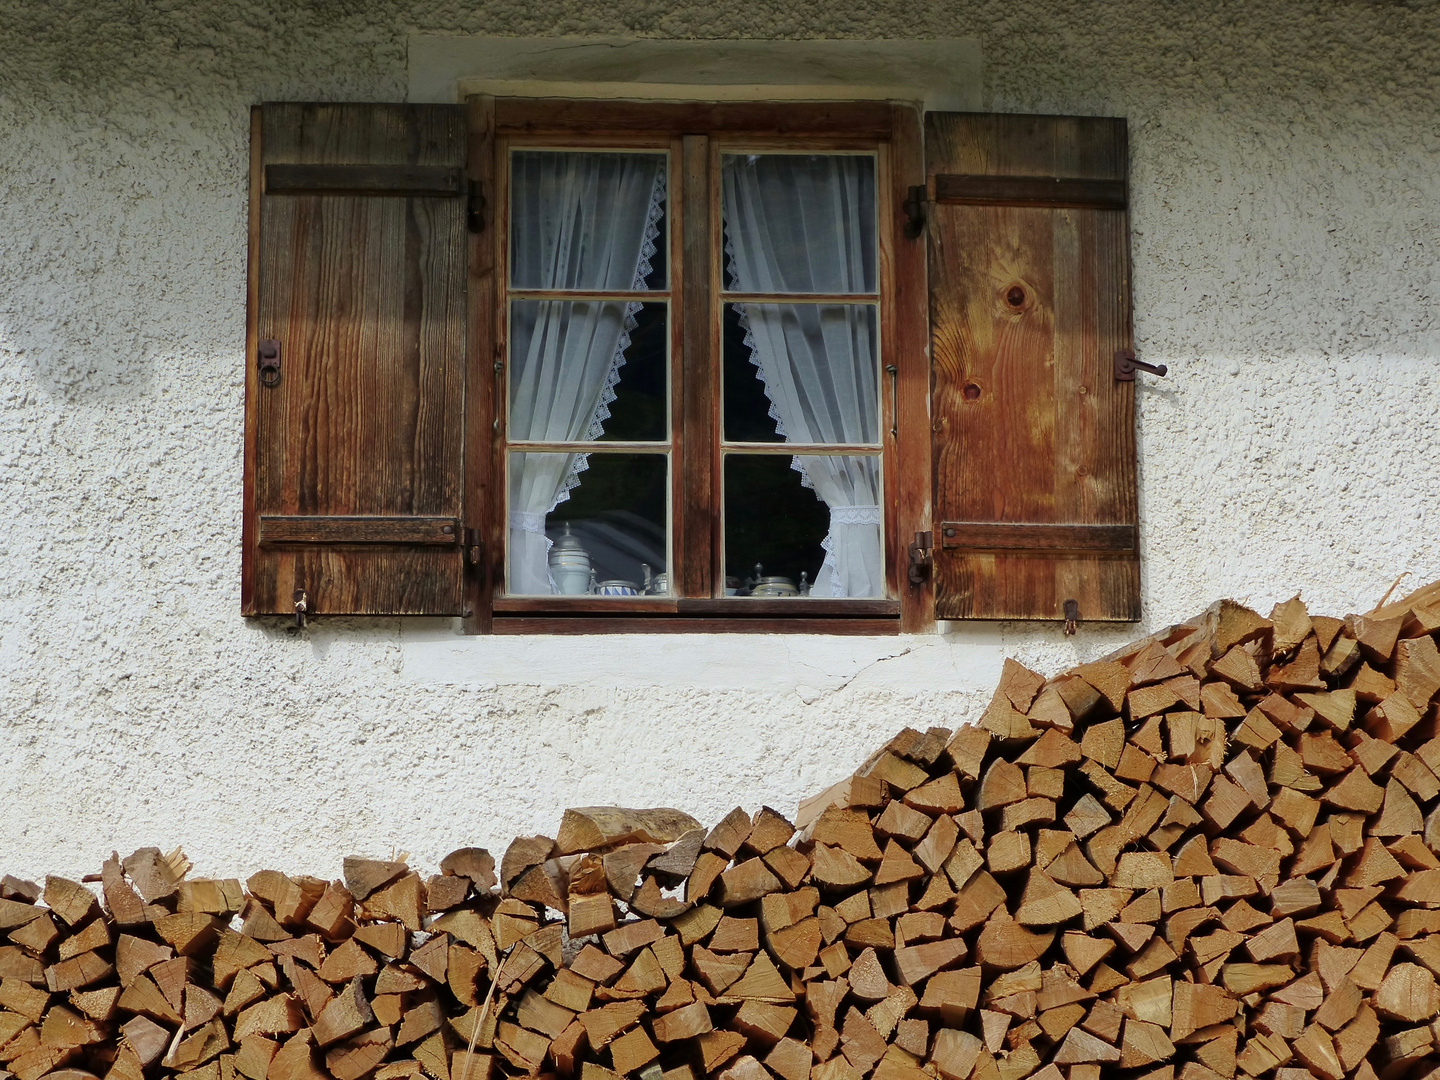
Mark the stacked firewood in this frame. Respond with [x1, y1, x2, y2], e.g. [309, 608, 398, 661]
[3, 582, 1440, 1080]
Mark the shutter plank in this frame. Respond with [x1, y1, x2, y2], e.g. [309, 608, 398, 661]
[246, 103, 467, 616]
[927, 113, 1139, 623]
[254, 550, 464, 616]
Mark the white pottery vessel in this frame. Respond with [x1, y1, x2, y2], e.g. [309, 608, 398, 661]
[751, 575, 799, 597]
[548, 523, 592, 595]
[596, 580, 640, 596]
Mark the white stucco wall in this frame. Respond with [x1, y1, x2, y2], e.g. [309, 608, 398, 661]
[0, 1, 1437, 884]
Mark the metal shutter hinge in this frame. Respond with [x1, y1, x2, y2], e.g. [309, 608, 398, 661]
[1114, 348, 1168, 382]
[465, 528, 483, 567]
[467, 179, 485, 233]
[885, 365, 898, 437]
[902, 184, 928, 239]
[293, 588, 309, 629]
[1064, 598, 1080, 636]
[908, 531, 933, 586]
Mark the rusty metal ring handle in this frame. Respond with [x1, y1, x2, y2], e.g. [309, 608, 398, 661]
[258, 340, 282, 388]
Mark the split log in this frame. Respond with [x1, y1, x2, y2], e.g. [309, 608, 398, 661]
[5, 581, 1440, 1080]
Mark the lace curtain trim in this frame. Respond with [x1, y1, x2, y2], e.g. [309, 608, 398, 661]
[725, 225, 815, 494]
[817, 504, 880, 597]
[510, 510, 548, 534]
[549, 166, 668, 515]
[830, 504, 881, 525]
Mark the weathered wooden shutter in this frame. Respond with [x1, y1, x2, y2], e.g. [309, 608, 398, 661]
[925, 113, 1140, 624]
[243, 103, 469, 616]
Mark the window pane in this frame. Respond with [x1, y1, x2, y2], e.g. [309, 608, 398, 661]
[721, 154, 875, 294]
[510, 151, 667, 291]
[508, 452, 668, 596]
[724, 453, 883, 598]
[722, 302, 878, 445]
[510, 301, 667, 443]
[722, 303, 781, 443]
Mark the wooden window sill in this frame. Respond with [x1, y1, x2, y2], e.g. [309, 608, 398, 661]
[490, 613, 900, 635]
[492, 597, 900, 617]
[491, 596, 902, 634]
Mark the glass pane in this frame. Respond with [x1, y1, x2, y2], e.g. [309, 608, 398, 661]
[721, 154, 875, 294]
[508, 452, 668, 596]
[724, 454, 883, 599]
[722, 302, 879, 445]
[510, 151, 667, 290]
[510, 301, 667, 443]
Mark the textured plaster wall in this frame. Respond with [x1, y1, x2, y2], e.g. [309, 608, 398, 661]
[0, 1, 1437, 882]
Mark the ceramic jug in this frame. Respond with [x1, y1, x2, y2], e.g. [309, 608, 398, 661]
[548, 522, 592, 595]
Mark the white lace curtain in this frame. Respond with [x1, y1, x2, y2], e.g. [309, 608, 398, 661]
[507, 151, 665, 594]
[722, 154, 883, 598]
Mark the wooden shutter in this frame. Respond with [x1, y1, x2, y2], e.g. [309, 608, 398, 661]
[925, 112, 1140, 624]
[243, 103, 469, 616]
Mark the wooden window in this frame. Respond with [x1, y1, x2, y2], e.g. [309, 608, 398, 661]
[472, 100, 928, 634]
[244, 100, 1139, 633]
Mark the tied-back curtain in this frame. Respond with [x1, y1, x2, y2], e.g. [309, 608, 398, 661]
[508, 152, 665, 594]
[721, 154, 883, 598]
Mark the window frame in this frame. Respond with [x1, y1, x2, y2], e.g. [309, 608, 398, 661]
[495, 136, 683, 614]
[464, 98, 932, 635]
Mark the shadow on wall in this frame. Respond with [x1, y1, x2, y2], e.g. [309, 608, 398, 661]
[0, 101, 250, 405]
[3, 322, 157, 404]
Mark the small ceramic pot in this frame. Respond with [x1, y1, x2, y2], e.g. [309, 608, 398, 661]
[595, 580, 640, 596]
[751, 576, 799, 597]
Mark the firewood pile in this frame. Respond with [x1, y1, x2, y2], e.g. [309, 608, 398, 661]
[3, 583, 1440, 1080]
